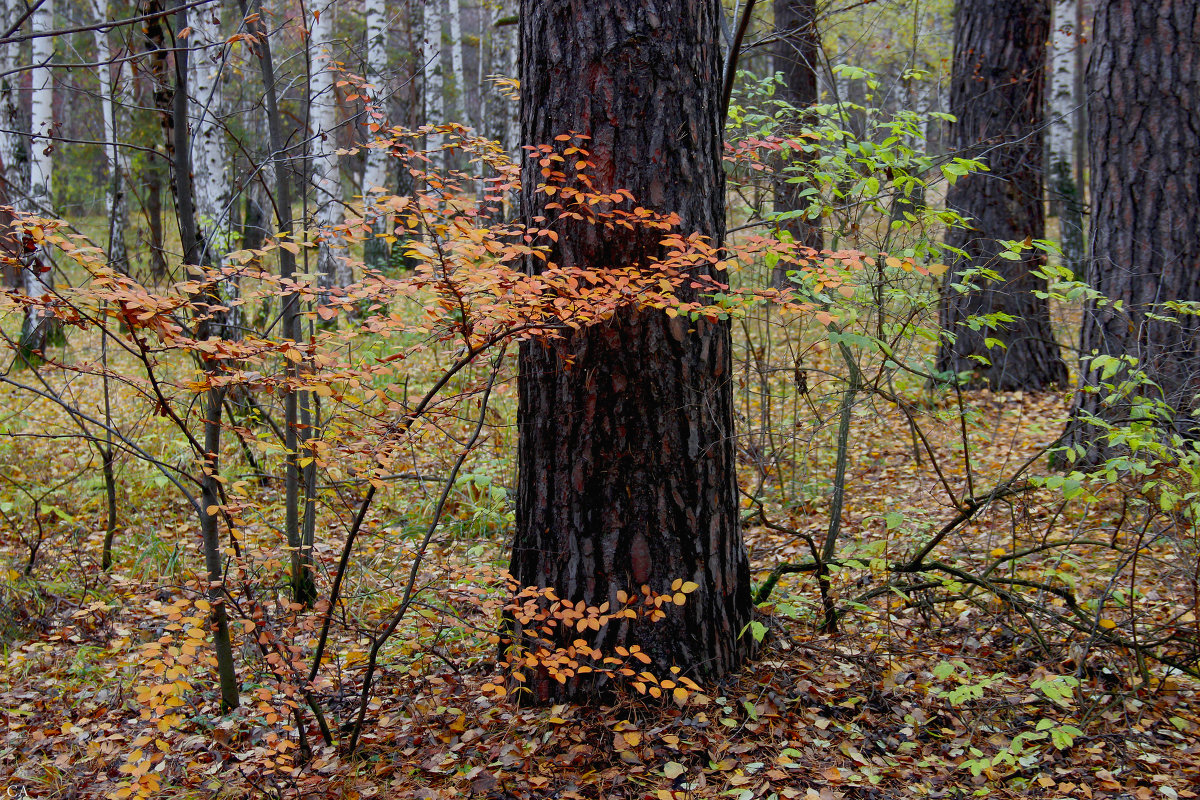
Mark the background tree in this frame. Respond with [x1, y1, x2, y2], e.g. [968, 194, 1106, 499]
[936, 0, 1066, 390]
[18, 0, 55, 356]
[1048, 0, 1085, 276]
[1061, 0, 1200, 465]
[771, 0, 823, 287]
[509, 0, 751, 703]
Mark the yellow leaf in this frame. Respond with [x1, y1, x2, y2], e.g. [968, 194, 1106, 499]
[885, 256, 902, 269]
[1098, 618, 1117, 629]
[927, 263, 950, 276]
[680, 581, 699, 593]
[990, 548, 1006, 558]
[673, 686, 688, 704]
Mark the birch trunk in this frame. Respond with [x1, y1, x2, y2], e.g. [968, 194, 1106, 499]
[93, 1, 129, 272]
[1048, 0, 1084, 275]
[447, 0, 465, 126]
[361, 0, 389, 270]
[0, 0, 22, 207]
[309, 0, 349, 290]
[422, 0, 444, 171]
[20, 0, 55, 357]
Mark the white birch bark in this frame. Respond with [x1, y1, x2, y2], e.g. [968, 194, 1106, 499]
[1049, 0, 1084, 272]
[93, 0, 128, 271]
[309, 0, 350, 290]
[190, 1, 231, 266]
[0, 0, 22, 200]
[422, 0, 444, 172]
[21, 0, 54, 355]
[361, 0, 390, 270]
[447, 0, 465, 126]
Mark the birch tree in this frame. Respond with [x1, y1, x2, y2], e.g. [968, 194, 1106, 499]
[422, 0, 444, 171]
[0, 0, 22, 205]
[361, 0, 390, 270]
[19, 0, 55, 357]
[1048, 0, 1084, 275]
[446, 0, 465, 127]
[189, 2, 232, 268]
[93, 0, 130, 272]
[309, 0, 350, 291]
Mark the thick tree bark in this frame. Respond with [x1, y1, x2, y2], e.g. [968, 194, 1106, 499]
[936, 0, 1066, 391]
[510, 0, 751, 704]
[1061, 0, 1200, 465]
[771, 0, 823, 286]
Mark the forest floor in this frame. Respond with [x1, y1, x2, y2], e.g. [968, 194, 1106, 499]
[1, 378, 1198, 799]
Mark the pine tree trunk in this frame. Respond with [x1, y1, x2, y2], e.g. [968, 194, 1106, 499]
[771, 0, 823, 287]
[510, 0, 751, 704]
[936, 0, 1066, 391]
[1049, 0, 1084, 275]
[1061, 0, 1200, 465]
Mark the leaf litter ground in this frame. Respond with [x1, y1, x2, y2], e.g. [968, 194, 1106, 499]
[1, 389, 1198, 799]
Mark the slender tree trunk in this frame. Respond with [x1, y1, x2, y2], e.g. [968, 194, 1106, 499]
[242, 0, 314, 605]
[501, 0, 519, 160]
[361, 0, 390, 270]
[422, 0, 444, 171]
[510, 0, 751, 704]
[1049, 0, 1084, 275]
[936, 0, 1066, 391]
[309, 0, 349, 292]
[190, 0, 238, 334]
[93, 1, 129, 273]
[1061, 0, 1200, 465]
[19, 0, 55, 358]
[447, 0, 465, 126]
[771, 0, 823, 286]
[0, 0, 23, 216]
[199, 388, 240, 709]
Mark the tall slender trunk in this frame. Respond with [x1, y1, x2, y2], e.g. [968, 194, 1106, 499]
[199, 388, 240, 709]
[309, 0, 349, 292]
[1049, 0, 1084, 275]
[771, 0, 823, 287]
[190, 0, 238, 335]
[447, 0, 465, 126]
[422, 0, 444, 171]
[242, 0, 313, 605]
[0, 0, 23, 213]
[19, 0, 55, 358]
[361, 0, 390, 270]
[93, 0, 129, 273]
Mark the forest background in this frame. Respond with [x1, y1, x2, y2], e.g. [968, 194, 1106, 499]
[0, 0, 1197, 798]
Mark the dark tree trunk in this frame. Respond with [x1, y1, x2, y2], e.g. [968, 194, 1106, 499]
[772, 0, 823, 286]
[1061, 0, 1200, 466]
[510, 0, 751, 703]
[937, 0, 1067, 391]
